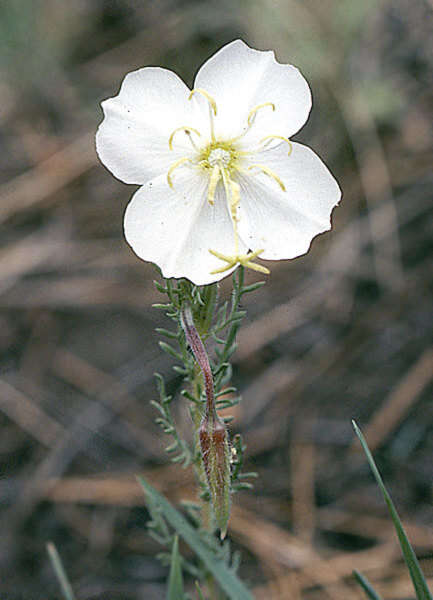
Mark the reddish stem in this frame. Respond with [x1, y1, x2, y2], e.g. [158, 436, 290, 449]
[180, 304, 216, 419]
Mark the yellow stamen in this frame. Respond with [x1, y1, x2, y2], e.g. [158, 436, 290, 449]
[247, 102, 275, 127]
[167, 157, 191, 188]
[228, 101, 277, 145]
[259, 135, 293, 155]
[188, 88, 218, 116]
[219, 169, 241, 254]
[189, 88, 218, 143]
[248, 164, 286, 191]
[207, 164, 220, 205]
[168, 126, 201, 150]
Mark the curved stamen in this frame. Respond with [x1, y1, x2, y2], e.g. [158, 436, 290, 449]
[188, 88, 218, 115]
[258, 135, 293, 155]
[247, 102, 275, 127]
[189, 88, 218, 143]
[167, 157, 191, 188]
[247, 164, 286, 191]
[168, 126, 201, 151]
[228, 102, 276, 145]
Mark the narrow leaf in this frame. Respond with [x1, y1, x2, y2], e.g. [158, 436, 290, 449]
[241, 281, 265, 294]
[156, 327, 179, 340]
[46, 542, 76, 600]
[159, 341, 183, 361]
[352, 421, 432, 600]
[195, 581, 207, 599]
[353, 570, 383, 600]
[137, 476, 253, 600]
[167, 536, 184, 600]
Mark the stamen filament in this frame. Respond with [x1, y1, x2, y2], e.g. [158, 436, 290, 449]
[248, 164, 286, 191]
[168, 126, 201, 150]
[189, 88, 218, 143]
[220, 168, 240, 255]
[167, 157, 191, 188]
[259, 135, 293, 155]
[247, 102, 275, 127]
[228, 101, 276, 145]
[188, 88, 218, 115]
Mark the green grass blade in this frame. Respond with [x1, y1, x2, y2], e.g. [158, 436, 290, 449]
[353, 569, 384, 600]
[195, 581, 207, 599]
[46, 542, 76, 600]
[137, 476, 253, 600]
[167, 536, 185, 600]
[352, 421, 432, 600]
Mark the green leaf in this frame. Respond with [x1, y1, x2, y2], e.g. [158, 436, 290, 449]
[194, 581, 207, 599]
[353, 570, 383, 600]
[138, 476, 253, 600]
[156, 327, 179, 340]
[241, 281, 265, 295]
[352, 421, 432, 600]
[159, 341, 183, 361]
[46, 542, 76, 600]
[167, 536, 184, 600]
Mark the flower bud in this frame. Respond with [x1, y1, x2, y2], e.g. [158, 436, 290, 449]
[199, 412, 231, 539]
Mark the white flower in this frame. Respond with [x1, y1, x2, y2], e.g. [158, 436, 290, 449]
[96, 40, 341, 285]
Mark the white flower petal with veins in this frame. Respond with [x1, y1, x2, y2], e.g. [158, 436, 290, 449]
[96, 40, 341, 285]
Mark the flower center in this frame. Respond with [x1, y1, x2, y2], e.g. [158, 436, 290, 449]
[208, 148, 231, 167]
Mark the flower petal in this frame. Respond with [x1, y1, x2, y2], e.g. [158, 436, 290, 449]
[96, 67, 204, 184]
[194, 40, 312, 141]
[124, 170, 246, 285]
[237, 142, 341, 259]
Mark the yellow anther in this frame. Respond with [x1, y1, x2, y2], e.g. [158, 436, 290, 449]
[207, 164, 221, 205]
[167, 157, 191, 188]
[248, 164, 286, 191]
[247, 102, 275, 127]
[168, 126, 201, 150]
[188, 88, 218, 116]
[259, 135, 293, 155]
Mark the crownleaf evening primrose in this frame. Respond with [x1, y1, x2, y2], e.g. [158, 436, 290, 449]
[96, 40, 341, 285]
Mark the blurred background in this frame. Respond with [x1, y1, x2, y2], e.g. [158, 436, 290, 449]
[0, 0, 432, 598]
